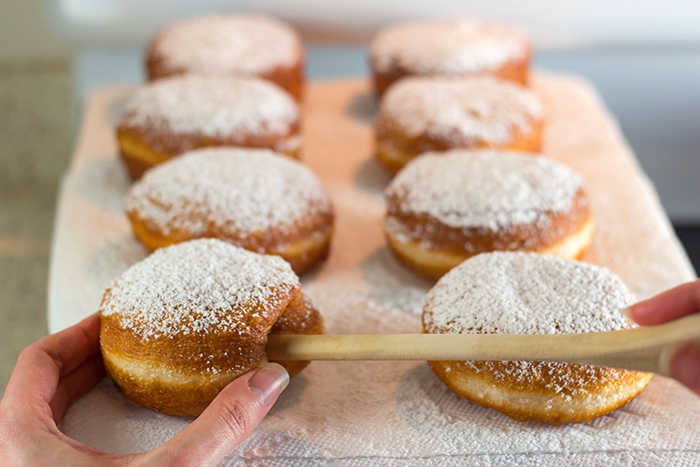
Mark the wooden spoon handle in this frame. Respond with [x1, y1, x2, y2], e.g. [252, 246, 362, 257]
[266, 313, 700, 375]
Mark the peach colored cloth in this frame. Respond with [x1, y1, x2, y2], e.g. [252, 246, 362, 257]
[50, 75, 698, 465]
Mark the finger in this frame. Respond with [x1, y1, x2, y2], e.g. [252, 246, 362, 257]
[49, 353, 106, 423]
[669, 344, 700, 396]
[628, 280, 700, 326]
[3, 313, 101, 410]
[147, 363, 289, 467]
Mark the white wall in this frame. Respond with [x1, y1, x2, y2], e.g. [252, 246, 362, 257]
[50, 0, 700, 47]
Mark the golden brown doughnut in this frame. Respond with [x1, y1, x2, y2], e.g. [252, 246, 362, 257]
[117, 75, 300, 179]
[146, 14, 305, 100]
[375, 76, 543, 173]
[422, 252, 652, 424]
[384, 150, 593, 280]
[99, 239, 324, 416]
[370, 19, 531, 98]
[125, 148, 334, 275]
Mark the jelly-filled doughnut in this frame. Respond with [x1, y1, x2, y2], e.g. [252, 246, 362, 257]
[117, 75, 300, 179]
[99, 239, 324, 416]
[370, 18, 531, 98]
[422, 252, 652, 424]
[375, 76, 543, 173]
[146, 14, 304, 100]
[125, 148, 334, 275]
[384, 150, 593, 280]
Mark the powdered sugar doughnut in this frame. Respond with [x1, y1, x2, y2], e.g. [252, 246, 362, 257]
[125, 148, 334, 275]
[375, 76, 543, 173]
[384, 150, 593, 280]
[422, 252, 652, 424]
[117, 75, 300, 179]
[370, 19, 531, 98]
[147, 14, 304, 99]
[99, 239, 324, 416]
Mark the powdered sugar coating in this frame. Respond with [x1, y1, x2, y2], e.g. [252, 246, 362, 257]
[119, 75, 298, 138]
[100, 239, 298, 340]
[378, 76, 542, 144]
[151, 14, 301, 75]
[371, 19, 529, 75]
[386, 150, 583, 230]
[423, 252, 633, 336]
[125, 148, 332, 237]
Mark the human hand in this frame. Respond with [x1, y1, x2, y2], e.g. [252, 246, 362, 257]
[0, 313, 289, 466]
[628, 279, 700, 395]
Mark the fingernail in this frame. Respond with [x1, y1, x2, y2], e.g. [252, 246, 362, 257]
[248, 363, 289, 406]
[670, 344, 700, 391]
[625, 303, 648, 323]
[627, 301, 655, 323]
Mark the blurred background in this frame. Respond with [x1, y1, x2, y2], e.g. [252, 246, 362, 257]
[1, 0, 698, 391]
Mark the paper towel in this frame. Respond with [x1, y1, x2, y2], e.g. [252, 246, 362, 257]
[49, 75, 699, 465]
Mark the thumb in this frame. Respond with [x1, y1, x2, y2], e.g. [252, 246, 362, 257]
[149, 363, 289, 466]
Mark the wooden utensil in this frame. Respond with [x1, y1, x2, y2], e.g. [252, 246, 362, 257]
[267, 312, 700, 376]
